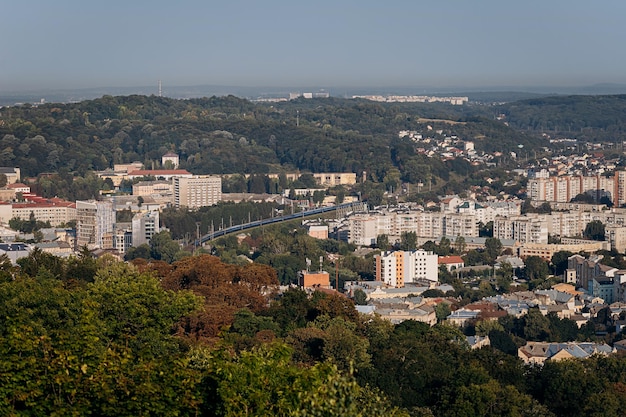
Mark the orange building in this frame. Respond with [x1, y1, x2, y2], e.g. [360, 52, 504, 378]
[299, 271, 331, 289]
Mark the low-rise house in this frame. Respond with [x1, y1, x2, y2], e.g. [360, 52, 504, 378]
[0, 243, 31, 264]
[518, 342, 614, 365]
[467, 335, 491, 349]
[446, 309, 480, 327]
[438, 255, 465, 271]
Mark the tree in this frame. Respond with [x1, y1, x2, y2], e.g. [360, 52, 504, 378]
[193, 342, 408, 417]
[551, 250, 574, 276]
[149, 231, 180, 263]
[525, 255, 550, 282]
[484, 237, 503, 263]
[376, 234, 390, 250]
[0, 173, 7, 188]
[354, 288, 368, 305]
[584, 220, 606, 241]
[398, 231, 417, 251]
[437, 236, 451, 256]
[435, 303, 451, 323]
[454, 236, 466, 254]
[523, 308, 551, 341]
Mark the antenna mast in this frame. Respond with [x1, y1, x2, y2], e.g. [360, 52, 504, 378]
[158, 80, 162, 97]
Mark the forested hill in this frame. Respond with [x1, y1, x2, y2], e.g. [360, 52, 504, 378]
[498, 94, 626, 142]
[0, 95, 539, 180]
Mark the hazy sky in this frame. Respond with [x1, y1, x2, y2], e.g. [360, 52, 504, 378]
[2, 0, 625, 91]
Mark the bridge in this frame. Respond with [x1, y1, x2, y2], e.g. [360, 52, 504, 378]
[195, 201, 366, 246]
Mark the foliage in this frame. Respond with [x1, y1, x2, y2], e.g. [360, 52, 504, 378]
[192, 342, 408, 417]
[584, 220, 606, 241]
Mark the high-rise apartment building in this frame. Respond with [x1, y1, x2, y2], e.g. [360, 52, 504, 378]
[76, 200, 115, 249]
[375, 250, 438, 287]
[132, 211, 160, 247]
[173, 176, 222, 208]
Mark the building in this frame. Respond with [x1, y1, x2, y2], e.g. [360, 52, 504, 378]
[127, 169, 192, 181]
[76, 200, 115, 249]
[347, 214, 378, 246]
[132, 180, 173, 197]
[493, 214, 549, 244]
[173, 175, 222, 208]
[161, 152, 179, 169]
[312, 173, 357, 187]
[375, 250, 438, 287]
[307, 224, 329, 239]
[0, 243, 30, 264]
[113, 162, 143, 174]
[298, 270, 331, 289]
[10, 199, 76, 227]
[518, 342, 613, 365]
[0, 167, 21, 185]
[132, 211, 160, 247]
[438, 255, 465, 271]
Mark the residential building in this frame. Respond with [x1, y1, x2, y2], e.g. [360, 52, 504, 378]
[0, 242, 30, 264]
[173, 175, 222, 208]
[493, 214, 549, 244]
[375, 250, 438, 287]
[518, 342, 613, 365]
[132, 211, 160, 247]
[347, 214, 378, 246]
[76, 200, 115, 249]
[438, 255, 465, 271]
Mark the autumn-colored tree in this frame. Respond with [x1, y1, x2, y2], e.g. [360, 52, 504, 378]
[163, 255, 279, 342]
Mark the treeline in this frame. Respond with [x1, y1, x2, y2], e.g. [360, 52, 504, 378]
[499, 94, 626, 142]
[3, 250, 626, 415]
[0, 94, 538, 184]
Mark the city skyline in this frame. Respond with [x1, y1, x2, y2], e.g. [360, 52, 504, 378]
[2, 1, 626, 92]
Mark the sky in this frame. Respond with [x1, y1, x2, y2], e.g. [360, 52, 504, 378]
[1, 0, 626, 91]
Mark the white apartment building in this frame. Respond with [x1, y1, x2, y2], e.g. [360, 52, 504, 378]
[493, 214, 549, 244]
[348, 214, 379, 246]
[76, 200, 115, 249]
[173, 176, 222, 208]
[375, 250, 438, 288]
[132, 211, 160, 247]
[528, 174, 615, 203]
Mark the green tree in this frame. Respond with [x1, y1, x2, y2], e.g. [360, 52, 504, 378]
[437, 236, 451, 256]
[354, 288, 368, 305]
[484, 237, 503, 263]
[376, 234, 390, 250]
[524, 255, 550, 282]
[454, 235, 466, 254]
[551, 250, 574, 276]
[193, 342, 407, 417]
[398, 231, 417, 251]
[435, 303, 451, 323]
[584, 220, 606, 241]
[149, 231, 181, 263]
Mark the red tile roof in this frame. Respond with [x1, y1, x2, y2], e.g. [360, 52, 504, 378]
[438, 255, 465, 265]
[128, 169, 191, 176]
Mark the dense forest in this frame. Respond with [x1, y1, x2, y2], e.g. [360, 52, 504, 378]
[0, 95, 540, 181]
[3, 250, 626, 416]
[499, 94, 626, 142]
